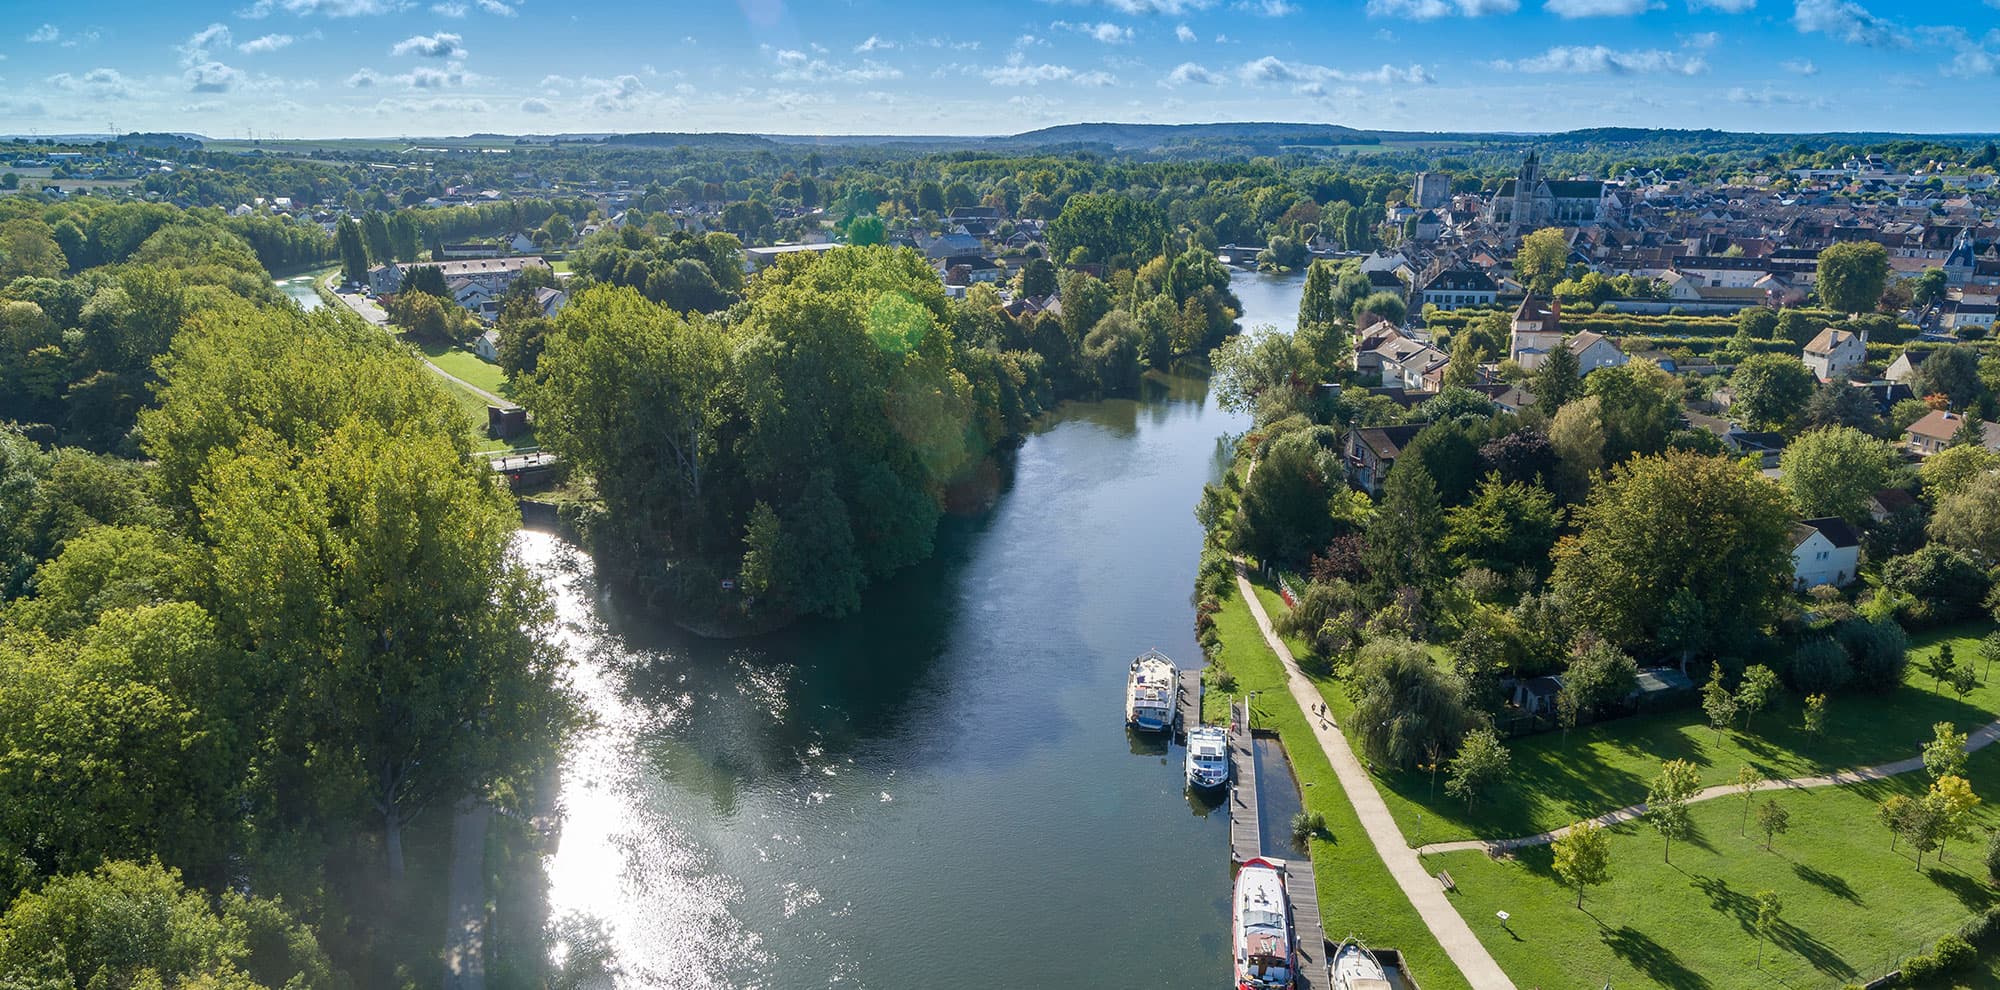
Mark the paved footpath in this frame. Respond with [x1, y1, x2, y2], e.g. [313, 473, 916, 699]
[442, 800, 490, 990]
[1234, 562, 1518, 990]
[1417, 719, 2000, 857]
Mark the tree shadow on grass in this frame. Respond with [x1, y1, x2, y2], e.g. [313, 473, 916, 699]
[1927, 862, 1993, 910]
[1602, 925, 1712, 990]
[1769, 919, 1856, 979]
[1790, 862, 1863, 904]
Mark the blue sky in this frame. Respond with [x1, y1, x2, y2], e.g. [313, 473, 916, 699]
[1, 0, 1998, 138]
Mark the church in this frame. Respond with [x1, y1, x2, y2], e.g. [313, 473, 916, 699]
[1484, 151, 1610, 234]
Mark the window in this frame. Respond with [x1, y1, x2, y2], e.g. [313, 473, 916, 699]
[1817, 551, 1829, 561]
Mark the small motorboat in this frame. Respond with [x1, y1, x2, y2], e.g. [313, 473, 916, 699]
[1126, 650, 1177, 733]
[1332, 938, 1394, 990]
[1233, 856, 1294, 990]
[1186, 724, 1229, 790]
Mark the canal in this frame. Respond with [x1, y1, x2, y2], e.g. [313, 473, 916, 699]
[523, 268, 1306, 989]
[275, 274, 324, 311]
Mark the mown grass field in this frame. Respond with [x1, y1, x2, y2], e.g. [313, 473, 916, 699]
[1430, 744, 2000, 989]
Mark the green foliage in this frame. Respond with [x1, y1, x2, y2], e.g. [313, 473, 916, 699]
[1731, 352, 1818, 431]
[335, 216, 368, 285]
[1880, 547, 1991, 627]
[1441, 473, 1559, 577]
[1646, 758, 1701, 863]
[1045, 192, 1165, 266]
[1757, 799, 1791, 850]
[1237, 426, 1362, 566]
[1552, 818, 1612, 908]
[1818, 241, 1890, 314]
[1922, 721, 1969, 781]
[1290, 810, 1328, 844]
[1930, 473, 2000, 565]
[1349, 637, 1473, 770]
[1363, 462, 1444, 600]
[0, 860, 334, 990]
[1553, 451, 1795, 651]
[1445, 727, 1511, 808]
[1582, 359, 1681, 462]
[1515, 229, 1570, 295]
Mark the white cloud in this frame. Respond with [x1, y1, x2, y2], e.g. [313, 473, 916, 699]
[432, 1, 467, 14]
[1053, 20, 1135, 43]
[240, 0, 402, 17]
[1944, 49, 1998, 78]
[1164, 61, 1224, 84]
[770, 49, 905, 83]
[1490, 44, 1707, 73]
[1544, 0, 1658, 16]
[1074, 70, 1118, 85]
[855, 34, 896, 52]
[185, 61, 248, 92]
[1727, 85, 1818, 106]
[238, 33, 295, 54]
[1176, 24, 1197, 41]
[1367, 0, 1517, 18]
[1238, 0, 1299, 14]
[45, 67, 134, 99]
[476, 0, 517, 14]
[26, 24, 60, 43]
[1689, 0, 1754, 10]
[1780, 57, 1817, 73]
[184, 23, 233, 56]
[392, 32, 467, 57]
[1238, 55, 1434, 85]
[346, 68, 385, 86]
[1792, 0, 1907, 48]
[982, 52, 1092, 85]
[1089, 0, 1216, 12]
[399, 61, 470, 87]
[519, 96, 552, 112]
[588, 73, 647, 111]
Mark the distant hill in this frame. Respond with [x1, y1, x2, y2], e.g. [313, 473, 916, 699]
[997, 121, 1382, 150]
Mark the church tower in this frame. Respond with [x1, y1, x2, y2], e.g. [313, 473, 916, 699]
[1509, 151, 1540, 237]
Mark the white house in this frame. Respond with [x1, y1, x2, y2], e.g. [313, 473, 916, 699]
[1791, 517, 1861, 590]
[1802, 327, 1867, 383]
[473, 328, 501, 362]
[533, 286, 569, 318]
[1509, 296, 1562, 370]
[1885, 349, 1928, 384]
[1568, 331, 1630, 373]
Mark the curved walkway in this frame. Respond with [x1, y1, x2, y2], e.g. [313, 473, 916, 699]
[1416, 720, 2000, 857]
[1234, 562, 1518, 990]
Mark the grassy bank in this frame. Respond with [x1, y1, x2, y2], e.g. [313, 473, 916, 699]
[1208, 582, 1474, 990]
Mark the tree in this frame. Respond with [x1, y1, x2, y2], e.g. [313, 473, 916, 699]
[1563, 639, 1640, 725]
[1516, 228, 1570, 295]
[1913, 267, 1948, 308]
[1924, 720, 1969, 781]
[1349, 638, 1472, 769]
[1982, 632, 2000, 680]
[1445, 727, 1510, 808]
[1236, 427, 1362, 566]
[1210, 329, 1300, 420]
[1818, 241, 1890, 314]
[1548, 393, 1607, 501]
[1532, 339, 1583, 414]
[1757, 799, 1791, 851]
[1584, 359, 1681, 462]
[1754, 890, 1784, 968]
[1552, 819, 1612, 908]
[1019, 256, 1057, 298]
[1730, 353, 1817, 431]
[336, 216, 368, 285]
[1553, 451, 1794, 648]
[1931, 474, 2000, 564]
[1045, 193, 1165, 265]
[1802, 692, 1828, 739]
[1930, 774, 1979, 861]
[361, 211, 394, 265]
[1703, 673, 1738, 743]
[1440, 473, 1559, 576]
[1801, 381, 1882, 435]
[1647, 758, 1701, 863]
[0, 860, 334, 990]
[0, 219, 69, 280]
[1735, 664, 1781, 734]
[1920, 444, 1999, 501]
[1909, 346, 1983, 410]
[1363, 462, 1445, 600]
[1778, 427, 1895, 524]
[1897, 791, 1948, 869]
[844, 214, 885, 246]
[1880, 794, 1912, 850]
[1735, 765, 1763, 835]
[1354, 291, 1407, 327]
[1922, 644, 1959, 694]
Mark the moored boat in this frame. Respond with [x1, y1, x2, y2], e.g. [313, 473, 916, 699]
[1332, 938, 1393, 990]
[1232, 856, 1294, 990]
[1186, 724, 1229, 789]
[1126, 650, 1177, 732]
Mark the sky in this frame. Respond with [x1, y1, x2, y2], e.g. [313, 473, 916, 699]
[1, 0, 1999, 139]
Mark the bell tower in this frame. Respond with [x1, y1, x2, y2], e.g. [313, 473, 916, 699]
[1510, 150, 1540, 237]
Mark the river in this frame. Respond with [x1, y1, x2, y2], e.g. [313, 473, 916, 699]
[522, 268, 1306, 989]
[276, 274, 324, 311]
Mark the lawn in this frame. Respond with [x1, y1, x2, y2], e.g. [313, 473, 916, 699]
[1250, 577, 1999, 847]
[416, 339, 510, 398]
[1428, 741, 2000, 990]
[1207, 583, 1473, 990]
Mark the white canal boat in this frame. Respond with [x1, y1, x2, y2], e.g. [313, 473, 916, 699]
[1232, 856, 1294, 990]
[1125, 650, 1177, 733]
[1186, 724, 1229, 790]
[1332, 938, 1393, 990]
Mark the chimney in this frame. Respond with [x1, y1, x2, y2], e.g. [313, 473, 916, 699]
[1548, 296, 1561, 331]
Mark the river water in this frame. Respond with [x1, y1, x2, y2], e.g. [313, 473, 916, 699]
[523, 269, 1305, 989]
[276, 275, 324, 312]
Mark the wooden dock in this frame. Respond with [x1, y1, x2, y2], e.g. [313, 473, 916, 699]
[1228, 700, 1259, 865]
[1285, 857, 1329, 990]
[1174, 669, 1202, 739]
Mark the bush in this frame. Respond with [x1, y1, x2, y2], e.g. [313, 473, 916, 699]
[1786, 637, 1854, 694]
[1901, 951, 1939, 984]
[1932, 933, 1976, 973]
[1216, 670, 1238, 693]
[1881, 547, 1991, 628]
[1986, 830, 2000, 887]
[1837, 617, 1911, 693]
[1291, 810, 1327, 844]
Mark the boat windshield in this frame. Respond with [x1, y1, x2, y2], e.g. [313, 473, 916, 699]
[1242, 910, 1284, 930]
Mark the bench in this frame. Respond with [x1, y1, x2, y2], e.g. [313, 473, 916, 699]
[1436, 869, 1456, 892]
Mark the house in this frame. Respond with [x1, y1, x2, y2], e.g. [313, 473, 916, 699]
[939, 254, 1002, 284]
[1568, 331, 1629, 373]
[1905, 409, 2000, 456]
[743, 242, 839, 271]
[1885, 348, 1930, 384]
[1345, 423, 1426, 496]
[440, 242, 502, 260]
[1868, 488, 1918, 524]
[1380, 338, 1449, 391]
[1802, 327, 1867, 383]
[1513, 675, 1565, 716]
[533, 286, 569, 318]
[1509, 296, 1562, 370]
[507, 232, 538, 254]
[1791, 517, 1861, 590]
[1417, 264, 1497, 311]
[473, 328, 501, 362]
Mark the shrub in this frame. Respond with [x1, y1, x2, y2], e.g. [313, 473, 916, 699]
[1216, 670, 1238, 693]
[1881, 547, 1991, 628]
[1291, 810, 1327, 844]
[1932, 933, 1976, 973]
[1986, 830, 2000, 887]
[1901, 951, 1939, 984]
[1837, 617, 1911, 693]
[1786, 637, 1854, 694]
